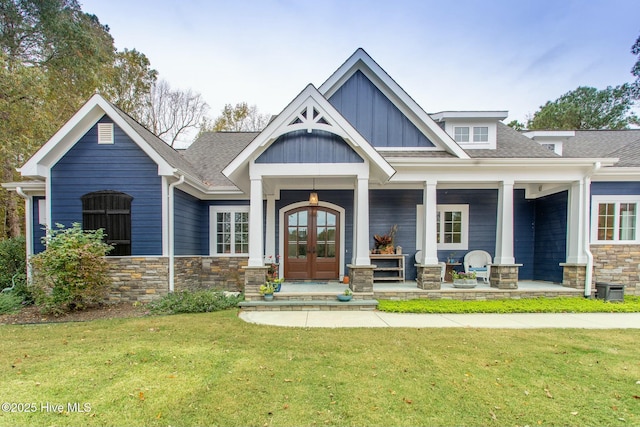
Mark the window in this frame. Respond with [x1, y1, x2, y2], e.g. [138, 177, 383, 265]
[81, 191, 132, 256]
[473, 127, 488, 142]
[591, 196, 640, 243]
[210, 206, 249, 255]
[415, 204, 469, 250]
[454, 127, 469, 142]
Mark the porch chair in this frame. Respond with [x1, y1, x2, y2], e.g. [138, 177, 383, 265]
[463, 250, 492, 283]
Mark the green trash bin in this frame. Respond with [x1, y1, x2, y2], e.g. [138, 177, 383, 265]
[595, 282, 625, 302]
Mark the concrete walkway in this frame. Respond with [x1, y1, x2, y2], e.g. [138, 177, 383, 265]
[239, 311, 640, 329]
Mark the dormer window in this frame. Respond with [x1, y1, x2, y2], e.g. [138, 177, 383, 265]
[454, 127, 469, 142]
[473, 127, 488, 142]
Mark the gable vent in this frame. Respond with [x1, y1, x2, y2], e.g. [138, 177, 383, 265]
[97, 123, 114, 144]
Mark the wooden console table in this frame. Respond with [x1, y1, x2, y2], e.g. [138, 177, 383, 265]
[371, 254, 406, 282]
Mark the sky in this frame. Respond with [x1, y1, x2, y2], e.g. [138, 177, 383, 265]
[81, 0, 639, 145]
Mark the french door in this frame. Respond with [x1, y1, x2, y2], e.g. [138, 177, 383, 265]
[284, 206, 340, 280]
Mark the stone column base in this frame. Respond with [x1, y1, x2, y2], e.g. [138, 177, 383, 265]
[490, 264, 521, 289]
[243, 266, 269, 301]
[415, 264, 442, 290]
[560, 263, 588, 289]
[347, 264, 375, 293]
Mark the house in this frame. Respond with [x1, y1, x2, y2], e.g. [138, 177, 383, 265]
[4, 48, 640, 303]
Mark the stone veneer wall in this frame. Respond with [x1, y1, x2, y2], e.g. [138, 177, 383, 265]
[105, 256, 249, 303]
[106, 257, 169, 303]
[591, 245, 640, 295]
[175, 256, 248, 292]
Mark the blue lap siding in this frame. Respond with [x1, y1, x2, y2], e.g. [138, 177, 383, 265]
[591, 181, 640, 196]
[50, 116, 163, 255]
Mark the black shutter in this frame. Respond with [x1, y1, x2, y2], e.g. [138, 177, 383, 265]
[81, 191, 133, 256]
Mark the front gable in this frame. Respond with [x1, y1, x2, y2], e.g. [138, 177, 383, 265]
[329, 70, 435, 149]
[256, 129, 364, 164]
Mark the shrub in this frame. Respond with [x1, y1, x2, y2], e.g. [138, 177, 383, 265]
[0, 291, 23, 314]
[0, 236, 26, 291]
[148, 290, 243, 315]
[30, 223, 112, 314]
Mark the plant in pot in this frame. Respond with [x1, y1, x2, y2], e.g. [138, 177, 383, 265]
[451, 271, 478, 288]
[269, 277, 284, 292]
[337, 288, 353, 302]
[260, 282, 276, 301]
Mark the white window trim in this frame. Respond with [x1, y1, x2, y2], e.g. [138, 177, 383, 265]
[453, 126, 469, 143]
[472, 126, 488, 142]
[416, 204, 469, 250]
[591, 195, 640, 244]
[209, 205, 250, 256]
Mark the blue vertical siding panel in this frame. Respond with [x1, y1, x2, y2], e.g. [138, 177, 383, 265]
[533, 191, 567, 282]
[174, 190, 205, 255]
[514, 190, 535, 279]
[591, 182, 640, 195]
[328, 71, 435, 148]
[32, 196, 46, 253]
[256, 130, 363, 163]
[51, 116, 163, 255]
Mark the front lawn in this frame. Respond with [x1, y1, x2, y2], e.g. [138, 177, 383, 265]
[378, 296, 640, 314]
[0, 310, 638, 426]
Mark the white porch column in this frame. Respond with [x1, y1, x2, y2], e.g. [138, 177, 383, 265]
[419, 180, 439, 265]
[566, 180, 587, 263]
[494, 180, 515, 265]
[265, 194, 276, 261]
[354, 177, 371, 265]
[248, 177, 264, 266]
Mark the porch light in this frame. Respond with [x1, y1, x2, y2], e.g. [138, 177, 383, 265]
[309, 192, 319, 205]
[309, 178, 319, 205]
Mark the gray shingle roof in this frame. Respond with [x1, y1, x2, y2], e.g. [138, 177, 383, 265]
[562, 130, 640, 164]
[108, 102, 204, 180]
[469, 123, 559, 158]
[183, 132, 258, 187]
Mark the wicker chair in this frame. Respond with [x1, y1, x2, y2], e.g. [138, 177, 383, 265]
[463, 250, 492, 283]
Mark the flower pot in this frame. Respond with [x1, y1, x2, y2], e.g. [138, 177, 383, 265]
[452, 279, 478, 289]
[274, 282, 282, 292]
[263, 293, 274, 301]
[337, 294, 352, 302]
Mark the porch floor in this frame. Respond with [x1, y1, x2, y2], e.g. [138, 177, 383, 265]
[277, 280, 584, 300]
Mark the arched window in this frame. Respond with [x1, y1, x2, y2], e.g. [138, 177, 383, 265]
[81, 191, 133, 256]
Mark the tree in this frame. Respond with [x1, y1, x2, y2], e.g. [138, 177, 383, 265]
[631, 33, 640, 98]
[506, 120, 525, 131]
[136, 79, 209, 147]
[527, 85, 639, 130]
[206, 102, 270, 132]
[101, 48, 158, 117]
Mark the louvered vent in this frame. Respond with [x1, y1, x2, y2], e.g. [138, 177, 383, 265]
[97, 123, 114, 144]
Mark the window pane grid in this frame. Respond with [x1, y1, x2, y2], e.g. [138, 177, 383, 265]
[454, 127, 469, 142]
[473, 127, 488, 142]
[596, 202, 638, 242]
[214, 209, 249, 254]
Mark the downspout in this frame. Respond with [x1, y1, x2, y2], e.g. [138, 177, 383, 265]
[168, 175, 185, 293]
[15, 187, 32, 281]
[583, 162, 601, 297]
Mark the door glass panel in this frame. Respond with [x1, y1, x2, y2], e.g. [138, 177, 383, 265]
[287, 212, 307, 259]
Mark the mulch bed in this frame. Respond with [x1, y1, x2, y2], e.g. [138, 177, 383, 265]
[0, 302, 149, 325]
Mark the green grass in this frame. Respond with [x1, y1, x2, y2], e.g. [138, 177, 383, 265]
[1, 310, 639, 426]
[378, 296, 640, 314]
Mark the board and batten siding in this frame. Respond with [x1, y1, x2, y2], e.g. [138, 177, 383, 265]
[532, 191, 567, 283]
[514, 189, 535, 280]
[50, 116, 163, 255]
[256, 130, 363, 164]
[328, 70, 435, 149]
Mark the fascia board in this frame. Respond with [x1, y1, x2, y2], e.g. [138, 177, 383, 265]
[223, 84, 396, 183]
[318, 49, 469, 159]
[388, 157, 618, 167]
[21, 94, 175, 178]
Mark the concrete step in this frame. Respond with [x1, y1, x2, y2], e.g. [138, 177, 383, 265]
[238, 299, 379, 312]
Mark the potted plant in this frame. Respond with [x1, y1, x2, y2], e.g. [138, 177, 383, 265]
[337, 288, 353, 302]
[260, 282, 276, 301]
[270, 277, 284, 292]
[451, 271, 478, 288]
